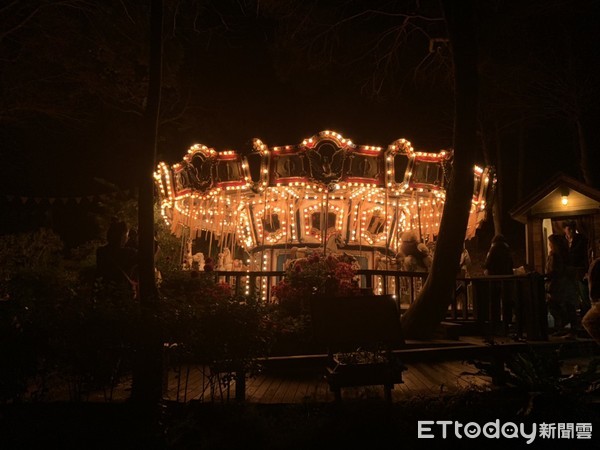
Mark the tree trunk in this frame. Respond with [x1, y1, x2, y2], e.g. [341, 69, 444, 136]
[401, 0, 478, 339]
[131, 0, 163, 404]
[516, 116, 525, 201]
[491, 121, 503, 235]
[479, 119, 502, 236]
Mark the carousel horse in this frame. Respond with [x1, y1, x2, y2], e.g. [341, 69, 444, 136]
[284, 247, 308, 270]
[338, 252, 362, 271]
[191, 252, 205, 271]
[295, 246, 311, 258]
[217, 248, 233, 271]
[325, 231, 345, 255]
[183, 239, 194, 270]
[284, 233, 347, 270]
[374, 251, 402, 270]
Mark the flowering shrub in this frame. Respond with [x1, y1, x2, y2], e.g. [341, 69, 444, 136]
[206, 280, 232, 302]
[272, 252, 360, 315]
[159, 270, 271, 373]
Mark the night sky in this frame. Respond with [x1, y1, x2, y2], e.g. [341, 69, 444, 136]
[1, 0, 599, 247]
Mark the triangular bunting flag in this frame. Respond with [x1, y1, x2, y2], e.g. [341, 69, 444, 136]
[49, 198, 56, 204]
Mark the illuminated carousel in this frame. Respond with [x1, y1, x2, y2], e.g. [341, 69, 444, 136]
[154, 130, 494, 274]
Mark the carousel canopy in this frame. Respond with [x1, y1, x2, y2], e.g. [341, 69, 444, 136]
[155, 130, 494, 262]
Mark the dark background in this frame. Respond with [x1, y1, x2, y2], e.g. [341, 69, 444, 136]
[1, 0, 598, 254]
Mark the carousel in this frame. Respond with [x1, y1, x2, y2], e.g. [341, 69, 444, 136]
[154, 130, 494, 275]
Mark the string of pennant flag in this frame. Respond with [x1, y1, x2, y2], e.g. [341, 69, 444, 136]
[1, 189, 135, 206]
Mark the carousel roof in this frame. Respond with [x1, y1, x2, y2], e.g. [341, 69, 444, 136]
[155, 130, 494, 255]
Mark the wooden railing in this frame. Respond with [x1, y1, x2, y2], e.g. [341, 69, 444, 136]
[463, 273, 548, 341]
[208, 269, 548, 341]
[209, 269, 429, 305]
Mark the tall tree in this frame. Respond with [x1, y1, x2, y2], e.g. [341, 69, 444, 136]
[130, 0, 163, 404]
[400, 0, 478, 338]
[263, 0, 479, 338]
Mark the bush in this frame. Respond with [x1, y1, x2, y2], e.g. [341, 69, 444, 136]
[0, 228, 142, 402]
[160, 270, 272, 373]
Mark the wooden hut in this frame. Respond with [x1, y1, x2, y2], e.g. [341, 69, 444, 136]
[510, 173, 600, 274]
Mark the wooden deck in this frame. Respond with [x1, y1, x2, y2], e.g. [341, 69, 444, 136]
[85, 359, 492, 404]
[173, 359, 494, 403]
[81, 334, 599, 404]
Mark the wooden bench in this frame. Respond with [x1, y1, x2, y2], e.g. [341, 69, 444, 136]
[310, 294, 406, 402]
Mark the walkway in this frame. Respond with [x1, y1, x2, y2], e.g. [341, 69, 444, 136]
[84, 335, 598, 404]
[160, 359, 491, 404]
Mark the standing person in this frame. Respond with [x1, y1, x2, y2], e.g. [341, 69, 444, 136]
[563, 220, 591, 317]
[96, 220, 138, 299]
[204, 257, 214, 272]
[455, 243, 472, 319]
[483, 234, 513, 276]
[588, 252, 600, 304]
[546, 234, 578, 337]
[125, 227, 138, 250]
[583, 251, 600, 343]
[483, 234, 515, 335]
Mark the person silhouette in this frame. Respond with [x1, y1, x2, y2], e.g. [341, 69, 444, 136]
[483, 234, 515, 335]
[583, 247, 600, 343]
[125, 227, 138, 250]
[563, 220, 591, 317]
[96, 220, 138, 297]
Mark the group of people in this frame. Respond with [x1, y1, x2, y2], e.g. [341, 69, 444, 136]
[96, 217, 600, 331]
[481, 222, 600, 339]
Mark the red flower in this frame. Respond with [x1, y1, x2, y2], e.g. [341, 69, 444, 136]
[273, 252, 359, 313]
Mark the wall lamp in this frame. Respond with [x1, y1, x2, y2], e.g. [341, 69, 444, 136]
[560, 187, 570, 206]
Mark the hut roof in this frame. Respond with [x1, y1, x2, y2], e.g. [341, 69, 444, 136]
[510, 173, 600, 223]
